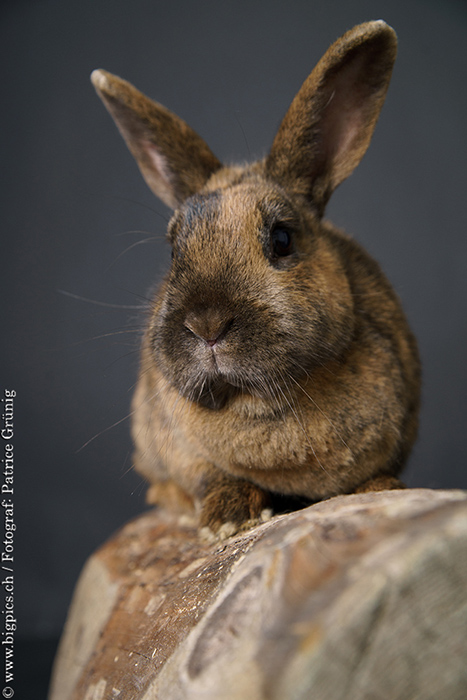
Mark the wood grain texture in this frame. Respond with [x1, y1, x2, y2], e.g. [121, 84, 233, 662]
[49, 489, 467, 700]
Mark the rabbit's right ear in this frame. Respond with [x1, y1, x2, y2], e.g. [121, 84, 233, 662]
[91, 70, 222, 209]
[266, 21, 397, 215]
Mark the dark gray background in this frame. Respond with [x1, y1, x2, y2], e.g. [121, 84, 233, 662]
[1, 0, 466, 666]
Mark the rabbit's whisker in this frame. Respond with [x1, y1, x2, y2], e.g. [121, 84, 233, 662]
[275, 375, 331, 478]
[58, 288, 146, 310]
[105, 236, 160, 272]
[287, 373, 352, 455]
[76, 409, 135, 453]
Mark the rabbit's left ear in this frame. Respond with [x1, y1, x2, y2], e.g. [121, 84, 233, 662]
[91, 70, 221, 209]
[266, 21, 397, 215]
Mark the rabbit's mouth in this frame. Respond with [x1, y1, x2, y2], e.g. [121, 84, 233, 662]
[172, 355, 297, 412]
[193, 375, 238, 411]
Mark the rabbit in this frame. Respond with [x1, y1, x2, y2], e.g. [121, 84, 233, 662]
[91, 20, 421, 535]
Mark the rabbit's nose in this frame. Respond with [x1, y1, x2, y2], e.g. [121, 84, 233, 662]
[184, 308, 233, 347]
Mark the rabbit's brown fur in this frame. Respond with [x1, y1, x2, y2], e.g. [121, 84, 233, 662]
[91, 21, 420, 533]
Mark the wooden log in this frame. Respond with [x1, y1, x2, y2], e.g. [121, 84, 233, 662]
[49, 489, 467, 700]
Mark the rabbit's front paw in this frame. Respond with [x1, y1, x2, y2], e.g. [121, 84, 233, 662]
[354, 475, 406, 493]
[199, 476, 271, 537]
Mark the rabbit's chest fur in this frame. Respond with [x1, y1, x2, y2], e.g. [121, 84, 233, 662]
[132, 310, 411, 503]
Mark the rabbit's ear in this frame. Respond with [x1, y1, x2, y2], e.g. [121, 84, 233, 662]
[91, 70, 221, 209]
[266, 21, 397, 215]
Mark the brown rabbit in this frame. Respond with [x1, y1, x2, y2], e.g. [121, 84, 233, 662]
[91, 20, 420, 534]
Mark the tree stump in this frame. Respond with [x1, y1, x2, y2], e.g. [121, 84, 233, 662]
[49, 489, 467, 699]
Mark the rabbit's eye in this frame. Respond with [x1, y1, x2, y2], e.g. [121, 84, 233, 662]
[271, 227, 293, 257]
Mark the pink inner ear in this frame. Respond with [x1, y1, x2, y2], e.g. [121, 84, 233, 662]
[332, 110, 362, 166]
[144, 141, 173, 187]
[323, 93, 360, 160]
[139, 139, 179, 207]
[320, 52, 371, 172]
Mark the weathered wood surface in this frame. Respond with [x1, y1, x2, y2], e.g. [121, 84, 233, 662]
[49, 489, 467, 700]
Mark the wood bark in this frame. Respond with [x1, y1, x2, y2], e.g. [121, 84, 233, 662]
[49, 489, 467, 700]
